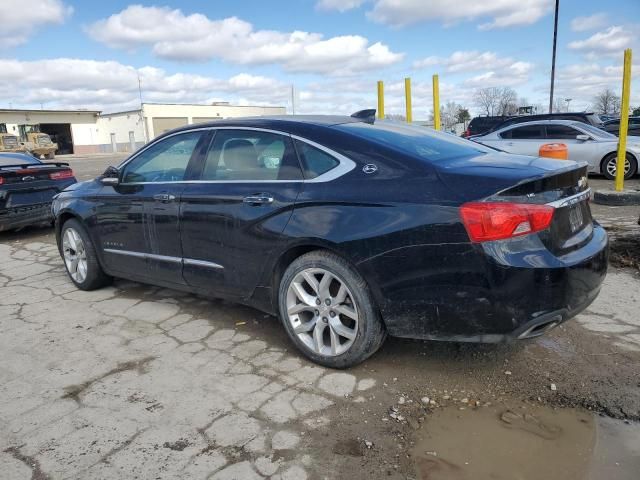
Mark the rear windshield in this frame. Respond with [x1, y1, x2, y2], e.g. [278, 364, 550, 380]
[335, 121, 491, 162]
[0, 154, 40, 167]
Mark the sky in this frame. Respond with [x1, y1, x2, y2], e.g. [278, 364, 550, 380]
[0, 0, 638, 118]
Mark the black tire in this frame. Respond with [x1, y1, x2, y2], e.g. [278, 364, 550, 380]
[601, 152, 637, 180]
[278, 250, 386, 368]
[60, 218, 112, 290]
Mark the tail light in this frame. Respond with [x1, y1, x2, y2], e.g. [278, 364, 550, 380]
[50, 169, 74, 180]
[460, 202, 555, 243]
[0, 176, 4, 185]
[463, 128, 471, 138]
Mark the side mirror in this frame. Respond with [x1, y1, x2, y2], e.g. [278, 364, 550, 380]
[576, 134, 591, 142]
[100, 166, 120, 186]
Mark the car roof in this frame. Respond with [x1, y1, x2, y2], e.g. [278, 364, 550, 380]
[169, 115, 362, 133]
[496, 119, 586, 130]
[0, 152, 41, 161]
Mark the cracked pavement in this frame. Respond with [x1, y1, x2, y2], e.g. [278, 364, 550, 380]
[0, 240, 381, 479]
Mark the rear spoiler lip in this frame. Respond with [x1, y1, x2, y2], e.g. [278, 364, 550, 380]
[0, 162, 70, 171]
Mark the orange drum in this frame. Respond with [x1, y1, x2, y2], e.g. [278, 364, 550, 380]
[539, 143, 568, 160]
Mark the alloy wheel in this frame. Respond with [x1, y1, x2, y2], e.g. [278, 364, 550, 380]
[286, 268, 358, 356]
[63, 227, 88, 283]
[606, 156, 631, 178]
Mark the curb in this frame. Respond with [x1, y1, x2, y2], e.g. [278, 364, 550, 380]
[593, 189, 640, 206]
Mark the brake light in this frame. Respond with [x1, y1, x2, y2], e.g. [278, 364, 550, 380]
[460, 202, 555, 242]
[0, 176, 4, 185]
[50, 169, 74, 180]
[463, 128, 471, 138]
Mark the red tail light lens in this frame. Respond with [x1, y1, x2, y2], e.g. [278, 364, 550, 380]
[0, 176, 4, 185]
[49, 169, 74, 180]
[460, 202, 555, 243]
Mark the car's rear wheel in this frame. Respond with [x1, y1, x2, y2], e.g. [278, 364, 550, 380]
[601, 152, 637, 180]
[61, 219, 111, 290]
[278, 250, 385, 368]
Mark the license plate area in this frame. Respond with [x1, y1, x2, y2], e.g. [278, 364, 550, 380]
[8, 189, 55, 207]
[568, 203, 585, 233]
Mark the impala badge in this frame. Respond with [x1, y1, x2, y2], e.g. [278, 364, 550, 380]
[22, 175, 35, 182]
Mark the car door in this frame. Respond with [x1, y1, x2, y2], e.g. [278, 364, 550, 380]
[94, 129, 208, 284]
[543, 124, 595, 162]
[498, 125, 545, 156]
[180, 128, 303, 299]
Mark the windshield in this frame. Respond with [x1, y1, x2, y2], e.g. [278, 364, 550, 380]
[335, 121, 492, 162]
[578, 123, 617, 139]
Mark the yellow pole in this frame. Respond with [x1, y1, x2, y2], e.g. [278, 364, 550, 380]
[404, 77, 412, 123]
[615, 48, 632, 191]
[432, 74, 441, 130]
[377, 81, 385, 119]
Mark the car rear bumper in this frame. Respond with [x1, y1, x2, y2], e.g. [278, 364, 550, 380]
[0, 203, 53, 232]
[377, 223, 608, 342]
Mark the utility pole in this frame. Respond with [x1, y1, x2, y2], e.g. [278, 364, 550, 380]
[549, 0, 559, 113]
[137, 72, 144, 107]
[565, 98, 572, 112]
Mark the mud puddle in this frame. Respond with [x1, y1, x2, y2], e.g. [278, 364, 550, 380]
[412, 403, 640, 480]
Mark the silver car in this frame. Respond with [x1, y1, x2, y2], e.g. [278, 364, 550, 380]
[473, 119, 639, 180]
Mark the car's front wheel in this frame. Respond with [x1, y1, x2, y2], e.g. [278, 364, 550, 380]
[601, 152, 637, 180]
[61, 218, 112, 290]
[278, 250, 386, 368]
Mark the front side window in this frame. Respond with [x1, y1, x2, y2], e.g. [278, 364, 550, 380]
[122, 131, 203, 183]
[294, 140, 340, 179]
[545, 125, 580, 139]
[505, 125, 544, 139]
[201, 130, 302, 181]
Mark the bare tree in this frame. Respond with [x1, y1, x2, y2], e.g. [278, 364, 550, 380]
[497, 87, 518, 116]
[474, 87, 519, 116]
[474, 88, 500, 116]
[592, 88, 621, 115]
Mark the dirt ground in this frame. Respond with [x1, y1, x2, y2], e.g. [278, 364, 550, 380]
[1, 155, 639, 479]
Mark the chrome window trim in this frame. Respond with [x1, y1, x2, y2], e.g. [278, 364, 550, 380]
[104, 248, 224, 269]
[116, 126, 356, 185]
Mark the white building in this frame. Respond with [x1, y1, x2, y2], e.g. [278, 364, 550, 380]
[0, 102, 286, 155]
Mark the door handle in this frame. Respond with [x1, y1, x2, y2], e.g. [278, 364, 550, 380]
[243, 194, 274, 205]
[153, 193, 176, 202]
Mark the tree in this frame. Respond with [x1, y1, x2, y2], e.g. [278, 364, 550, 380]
[456, 108, 470, 125]
[592, 88, 621, 115]
[473, 87, 519, 116]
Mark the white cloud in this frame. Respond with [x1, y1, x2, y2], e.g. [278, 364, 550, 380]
[367, 0, 552, 29]
[0, 58, 290, 112]
[413, 51, 532, 74]
[570, 13, 608, 32]
[0, 0, 72, 47]
[316, 0, 366, 12]
[87, 5, 403, 75]
[568, 26, 636, 57]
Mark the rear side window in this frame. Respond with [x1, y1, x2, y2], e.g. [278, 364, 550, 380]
[294, 140, 339, 179]
[201, 130, 302, 181]
[504, 125, 544, 139]
[545, 125, 579, 139]
[0, 154, 40, 167]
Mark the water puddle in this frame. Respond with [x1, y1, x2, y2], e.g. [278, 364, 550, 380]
[412, 403, 640, 480]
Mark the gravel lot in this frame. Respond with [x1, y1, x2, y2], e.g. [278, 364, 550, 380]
[1, 154, 639, 479]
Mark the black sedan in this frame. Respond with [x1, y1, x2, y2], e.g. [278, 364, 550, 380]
[52, 114, 608, 367]
[1, 152, 76, 232]
[603, 117, 640, 136]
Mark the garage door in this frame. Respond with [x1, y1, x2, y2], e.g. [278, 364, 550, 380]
[152, 117, 188, 137]
[192, 117, 221, 124]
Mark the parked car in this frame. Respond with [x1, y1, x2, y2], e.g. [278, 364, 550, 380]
[0, 152, 76, 232]
[603, 117, 640, 137]
[52, 115, 607, 367]
[473, 120, 639, 180]
[462, 115, 514, 137]
[484, 112, 605, 135]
